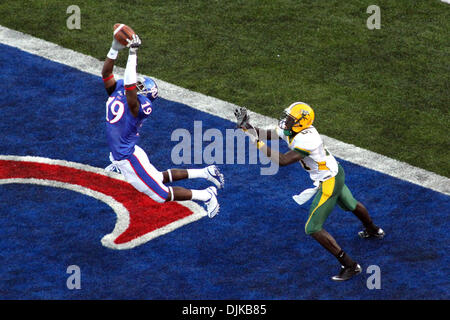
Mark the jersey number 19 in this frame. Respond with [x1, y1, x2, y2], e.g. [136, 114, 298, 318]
[106, 96, 124, 124]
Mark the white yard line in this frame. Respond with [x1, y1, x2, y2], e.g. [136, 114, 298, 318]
[0, 24, 448, 196]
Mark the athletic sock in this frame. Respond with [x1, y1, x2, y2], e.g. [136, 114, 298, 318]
[187, 168, 208, 180]
[336, 250, 356, 268]
[191, 189, 211, 202]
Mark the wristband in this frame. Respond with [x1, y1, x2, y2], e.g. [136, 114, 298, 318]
[125, 85, 136, 91]
[107, 48, 119, 60]
[102, 74, 114, 82]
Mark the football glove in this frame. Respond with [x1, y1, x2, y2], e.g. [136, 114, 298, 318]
[234, 107, 250, 129]
[107, 38, 125, 59]
[127, 34, 141, 54]
[111, 38, 125, 51]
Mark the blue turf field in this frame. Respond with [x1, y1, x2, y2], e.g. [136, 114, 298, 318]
[0, 44, 449, 299]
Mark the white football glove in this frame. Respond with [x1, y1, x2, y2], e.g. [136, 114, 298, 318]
[127, 34, 141, 54]
[111, 38, 125, 51]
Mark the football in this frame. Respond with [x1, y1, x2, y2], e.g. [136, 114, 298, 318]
[113, 23, 135, 46]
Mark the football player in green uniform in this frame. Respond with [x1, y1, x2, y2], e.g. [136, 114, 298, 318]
[235, 103, 384, 281]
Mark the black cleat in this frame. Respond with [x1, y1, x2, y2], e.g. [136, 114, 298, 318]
[358, 227, 385, 239]
[331, 264, 362, 281]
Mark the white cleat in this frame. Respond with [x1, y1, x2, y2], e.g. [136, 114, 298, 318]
[205, 165, 225, 189]
[205, 186, 220, 218]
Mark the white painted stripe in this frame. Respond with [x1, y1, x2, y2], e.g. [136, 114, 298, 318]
[0, 25, 448, 195]
[113, 24, 124, 36]
[110, 201, 207, 250]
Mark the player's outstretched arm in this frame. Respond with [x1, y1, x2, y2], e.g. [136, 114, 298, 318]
[124, 34, 142, 118]
[239, 118, 303, 166]
[252, 127, 279, 141]
[257, 140, 304, 167]
[102, 38, 125, 95]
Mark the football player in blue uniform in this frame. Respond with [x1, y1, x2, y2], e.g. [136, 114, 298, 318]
[101, 33, 223, 218]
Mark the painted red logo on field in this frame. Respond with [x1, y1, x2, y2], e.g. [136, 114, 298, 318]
[0, 156, 206, 249]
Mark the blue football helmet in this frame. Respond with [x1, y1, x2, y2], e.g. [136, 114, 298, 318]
[136, 76, 158, 101]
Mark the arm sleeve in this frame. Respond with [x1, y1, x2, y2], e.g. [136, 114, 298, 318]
[124, 54, 137, 86]
[136, 96, 152, 119]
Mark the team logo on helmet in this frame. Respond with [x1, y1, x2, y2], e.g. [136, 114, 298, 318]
[136, 76, 158, 101]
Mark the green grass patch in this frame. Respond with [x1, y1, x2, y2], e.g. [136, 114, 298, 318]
[1, 0, 449, 176]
